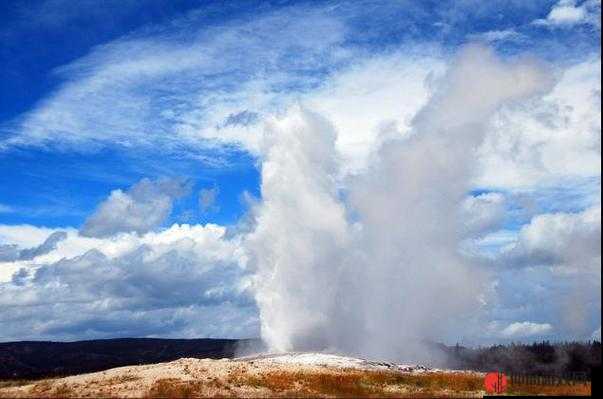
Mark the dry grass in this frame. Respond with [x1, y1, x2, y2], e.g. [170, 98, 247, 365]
[227, 369, 591, 397]
[144, 369, 472, 398]
[27, 380, 80, 398]
[146, 377, 232, 398]
[147, 378, 200, 398]
[0, 380, 38, 389]
[227, 369, 486, 397]
[108, 374, 142, 384]
[50, 383, 77, 398]
[369, 371, 484, 393]
[30, 380, 53, 395]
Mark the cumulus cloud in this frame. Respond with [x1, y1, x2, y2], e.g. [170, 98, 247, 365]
[500, 206, 601, 270]
[246, 45, 554, 361]
[0, 223, 257, 341]
[501, 321, 553, 338]
[533, 0, 601, 28]
[0, 231, 67, 262]
[0, 224, 61, 249]
[477, 56, 601, 189]
[301, 45, 600, 193]
[81, 178, 189, 238]
[481, 206, 601, 342]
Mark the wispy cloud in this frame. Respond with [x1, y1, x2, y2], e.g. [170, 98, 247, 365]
[199, 187, 220, 214]
[467, 29, 525, 43]
[1, 4, 349, 162]
[4, 0, 598, 170]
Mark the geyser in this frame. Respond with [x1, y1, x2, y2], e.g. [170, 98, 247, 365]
[245, 45, 553, 362]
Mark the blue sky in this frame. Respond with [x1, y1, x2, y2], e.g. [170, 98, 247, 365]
[0, 0, 600, 350]
[1, 0, 599, 229]
[1, 0, 269, 228]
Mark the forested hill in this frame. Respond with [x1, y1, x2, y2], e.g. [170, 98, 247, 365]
[438, 340, 601, 376]
[0, 338, 261, 379]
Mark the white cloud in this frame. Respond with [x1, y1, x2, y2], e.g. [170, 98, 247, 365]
[0, 224, 63, 248]
[548, 1, 587, 24]
[484, 206, 601, 341]
[299, 46, 600, 195]
[0, 222, 245, 282]
[0, 222, 255, 341]
[477, 56, 601, 189]
[0, 5, 348, 161]
[303, 51, 445, 175]
[533, 0, 601, 28]
[501, 205, 601, 270]
[0, 231, 67, 262]
[467, 29, 525, 43]
[501, 321, 553, 337]
[81, 178, 189, 237]
[2, 3, 599, 191]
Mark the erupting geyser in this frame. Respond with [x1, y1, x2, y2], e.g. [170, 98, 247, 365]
[245, 45, 554, 362]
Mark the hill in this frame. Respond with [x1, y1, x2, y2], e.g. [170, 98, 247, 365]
[0, 338, 260, 379]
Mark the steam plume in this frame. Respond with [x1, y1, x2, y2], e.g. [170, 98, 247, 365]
[246, 45, 554, 361]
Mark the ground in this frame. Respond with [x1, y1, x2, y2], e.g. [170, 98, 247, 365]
[0, 352, 591, 397]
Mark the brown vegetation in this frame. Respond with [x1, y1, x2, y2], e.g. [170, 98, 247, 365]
[227, 369, 485, 397]
[29, 380, 78, 398]
[143, 369, 591, 397]
[0, 380, 38, 389]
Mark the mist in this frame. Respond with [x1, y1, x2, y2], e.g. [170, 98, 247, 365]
[245, 45, 555, 363]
